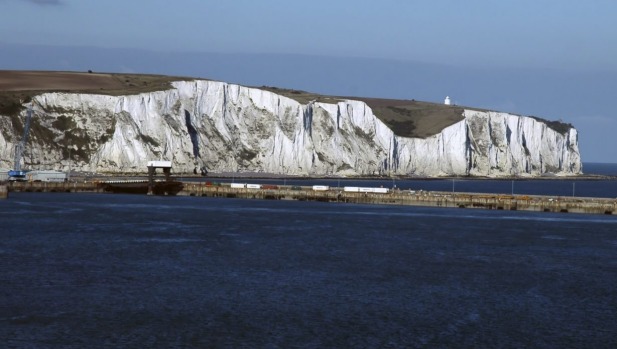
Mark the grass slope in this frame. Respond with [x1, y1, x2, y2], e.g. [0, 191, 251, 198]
[1, 70, 571, 138]
[258, 86, 465, 138]
[0, 70, 188, 116]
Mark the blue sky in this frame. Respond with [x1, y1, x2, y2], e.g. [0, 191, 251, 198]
[1, 0, 616, 163]
[3, 0, 616, 71]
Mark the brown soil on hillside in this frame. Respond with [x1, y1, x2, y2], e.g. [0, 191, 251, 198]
[0, 70, 188, 116]
[1, 71, 571, 138]
[349, 97, 465, 138]
[258, 86, 466, 138]
[0, 71, 125, 91]
[0, 71, 466, 138]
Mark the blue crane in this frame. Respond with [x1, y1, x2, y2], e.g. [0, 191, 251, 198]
[8, 104, 33, 181]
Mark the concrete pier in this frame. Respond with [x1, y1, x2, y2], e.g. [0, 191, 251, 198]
[178, 182, 617, 216]
[7, 181, 103, 193]
[4, 180, 617, 216]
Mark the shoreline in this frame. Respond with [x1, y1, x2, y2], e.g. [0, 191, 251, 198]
[73, 173, 617, 182]
[4, 180, 617, 216]
[47, 168, 617, 182]
[203, 173, 617, 181]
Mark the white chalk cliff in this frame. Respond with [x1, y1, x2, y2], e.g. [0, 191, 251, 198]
[0, 80, 582, 177]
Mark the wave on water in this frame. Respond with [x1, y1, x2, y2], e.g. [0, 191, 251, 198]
[321, 207, 617, 225]
[133, 237, 206, 243]
[540, 235, 570, 240]
[0, 205, 83, 215]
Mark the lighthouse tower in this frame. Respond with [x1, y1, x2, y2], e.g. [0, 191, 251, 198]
[444, 96, 451, 105]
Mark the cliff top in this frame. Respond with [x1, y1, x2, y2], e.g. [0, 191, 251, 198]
[0, 70, 183, 116]
[0, 70, 571, 138]
[257, 86, 466, 138]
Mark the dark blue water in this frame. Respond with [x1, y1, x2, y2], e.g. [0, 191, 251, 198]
[584, 162, 617, 176]
[2, 193, 617, 348]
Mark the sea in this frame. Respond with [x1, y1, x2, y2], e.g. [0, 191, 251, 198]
[1, 163, 617, 348]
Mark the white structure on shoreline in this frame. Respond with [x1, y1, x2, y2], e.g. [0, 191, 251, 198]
[444, 96, 451, 105]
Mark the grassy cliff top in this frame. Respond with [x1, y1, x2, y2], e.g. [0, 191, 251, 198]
[0, 70, 572, 138]
[0, 70, 187, 116]
[257, 86, 466, 138]
[0, 70, 185, 94]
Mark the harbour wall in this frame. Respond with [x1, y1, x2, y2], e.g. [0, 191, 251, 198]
[7, 181, 105, 194]
[4, 180, 617, 216]
[179, 183, 617, 216]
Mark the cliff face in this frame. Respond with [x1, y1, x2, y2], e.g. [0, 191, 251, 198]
[0, 80, 582, 176]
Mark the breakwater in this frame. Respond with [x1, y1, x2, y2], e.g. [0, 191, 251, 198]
[7, 181, 104, 193]
[179, 182, 617, 215]
[4, 180, 617, 216]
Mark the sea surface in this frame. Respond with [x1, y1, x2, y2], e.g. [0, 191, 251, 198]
[1, 164, 617, 348]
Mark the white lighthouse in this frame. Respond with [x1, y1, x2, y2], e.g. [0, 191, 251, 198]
[444, 96, 451, 105]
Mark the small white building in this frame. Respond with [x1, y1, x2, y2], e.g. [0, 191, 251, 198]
[147, 160, 172, 168]
[444, 96, 451, 105]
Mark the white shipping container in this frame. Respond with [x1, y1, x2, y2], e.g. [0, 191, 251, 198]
[312, 185, 329, 191]
[246, 184, 262, 189]
[343, 186, 360, 192]
[230, 183, 246, 189]
[147, 160, 172, 168]
[27, 170, 67, 182]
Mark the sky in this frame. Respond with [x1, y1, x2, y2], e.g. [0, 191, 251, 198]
[1, 0, 616, 163]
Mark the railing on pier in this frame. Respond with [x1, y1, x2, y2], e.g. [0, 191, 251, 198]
[7, 181, 103, 193]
